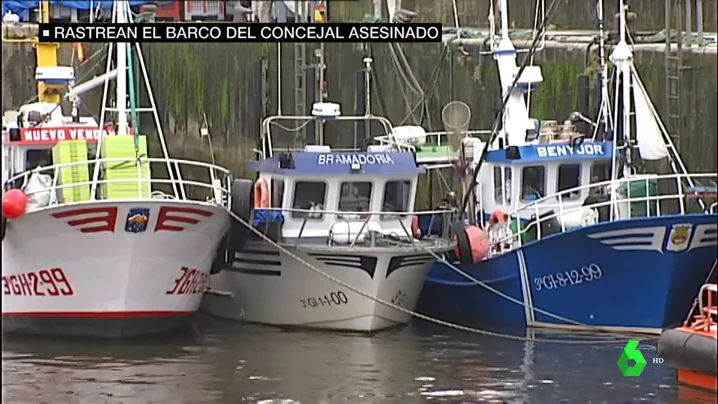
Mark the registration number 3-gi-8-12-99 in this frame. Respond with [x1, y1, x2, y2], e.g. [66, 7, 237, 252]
[301, 291, 349, 308]
[533, 264, 604, 291]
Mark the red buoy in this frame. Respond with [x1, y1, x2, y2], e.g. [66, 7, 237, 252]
[2, 189, 29, 219]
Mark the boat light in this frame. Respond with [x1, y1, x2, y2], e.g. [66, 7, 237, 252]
[351, 162, 361, 172]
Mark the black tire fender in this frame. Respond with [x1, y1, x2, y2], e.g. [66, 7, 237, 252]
[231, 179, 255, 222]
[453, 223, 474, 265]
[1, 214, 6, 241]
[210, 233, 229, 275]
[658, 328, 718, 375]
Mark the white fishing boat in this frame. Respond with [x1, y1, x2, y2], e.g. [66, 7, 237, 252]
[201, 103, 455, 331]
[1, 1, 251, 337]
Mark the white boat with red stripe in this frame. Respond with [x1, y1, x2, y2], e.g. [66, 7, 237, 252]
[1, 2, 250, 337]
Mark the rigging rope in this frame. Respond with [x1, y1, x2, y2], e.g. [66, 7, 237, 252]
[224, 209, 655, 345]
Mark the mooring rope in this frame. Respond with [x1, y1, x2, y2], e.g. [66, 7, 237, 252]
[403, 243, 649, 337]
[225, 209, 655, 345]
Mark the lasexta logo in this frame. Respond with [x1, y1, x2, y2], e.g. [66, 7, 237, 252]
[617, 340, 648, 376]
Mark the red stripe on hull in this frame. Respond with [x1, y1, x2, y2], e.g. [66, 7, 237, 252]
[2, 311, 193, 318]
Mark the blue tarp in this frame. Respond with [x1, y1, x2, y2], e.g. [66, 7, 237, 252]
[253, 209, 285, 229]
[3, 1, 170, 21]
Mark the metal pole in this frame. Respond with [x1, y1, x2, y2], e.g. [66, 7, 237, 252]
[277, 43, 282, 115]
[499, 0, 509, 41]
[685, 0, 692, 43]
[115, 1, 128, 136]
[363, 57, 372, 142]
[619, 0, 631, 174]
[597, 0, 610, 136]
[317, 42, 325, 144]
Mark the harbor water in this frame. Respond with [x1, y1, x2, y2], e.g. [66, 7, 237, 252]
[3, 316, 715, 403]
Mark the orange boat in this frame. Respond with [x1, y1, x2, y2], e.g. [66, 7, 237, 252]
[658, 282, 717, 392]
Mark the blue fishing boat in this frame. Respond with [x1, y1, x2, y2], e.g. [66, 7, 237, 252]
[411, 0, 718, 334]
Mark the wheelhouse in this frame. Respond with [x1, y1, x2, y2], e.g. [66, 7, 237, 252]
[2, 104, 130, 187]
[249, 146, 425, 243]
[479, 140, 614, 222]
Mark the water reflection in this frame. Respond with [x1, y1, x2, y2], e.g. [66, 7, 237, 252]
[2, 317, 693, 403]
[2, 331, 221, 403]
[197, 320, 430, 403]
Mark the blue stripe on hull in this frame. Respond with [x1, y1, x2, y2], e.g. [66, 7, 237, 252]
[419, 214, 718, 330]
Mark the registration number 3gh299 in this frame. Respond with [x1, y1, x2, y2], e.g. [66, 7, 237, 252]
[166, 267, 209, 295]
[533, 264, 603, 291]
[2, 268, 75, 296]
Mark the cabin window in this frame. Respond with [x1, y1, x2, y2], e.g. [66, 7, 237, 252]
[381, 180, 411, 219]
[25, 150, 52, 170]
[494, 167, 504, 204]
[272, 178, 285, 208]
[338, 182, 372, 218]
[504, 167, 512, 204]
[558, 164, 581, 200]
[521, 166, 545, 202]
[291, 181, 327, 219]
[591, 162, 612, 183]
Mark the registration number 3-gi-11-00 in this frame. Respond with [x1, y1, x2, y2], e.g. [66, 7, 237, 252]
[301, 291, 349, 308]
[533, 264, 603, 291]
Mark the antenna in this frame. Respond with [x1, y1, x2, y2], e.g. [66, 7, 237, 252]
[277, 43, 282, 116]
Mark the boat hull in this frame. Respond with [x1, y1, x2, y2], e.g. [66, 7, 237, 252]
[420, 214, 718, 333]
[1, 200, 230, 337]
[201, 241, 436, 332]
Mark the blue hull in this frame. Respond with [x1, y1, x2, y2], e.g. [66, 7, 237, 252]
[419, 214, 717, 331]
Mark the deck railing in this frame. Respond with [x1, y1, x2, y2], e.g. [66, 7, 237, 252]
[490, 172, 717, 253]
[4, 157, 234, 211]
[260, 114, 396, 159]
[255, 206, 456, 248]
[373, 130, 492, 156]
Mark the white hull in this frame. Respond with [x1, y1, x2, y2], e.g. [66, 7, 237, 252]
[1, 200, 230, 337]
[201, 242, 436, 331]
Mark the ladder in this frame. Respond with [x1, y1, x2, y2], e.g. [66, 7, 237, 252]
[294, 2, 307, 121]
[664, 0, 687, 150]
[294, 42, 306, 119]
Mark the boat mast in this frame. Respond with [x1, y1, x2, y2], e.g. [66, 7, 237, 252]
[617, 0, 632, 176]
[608, 0, 632, 219]
[595, 0, 612, 138]
[499, 0, 509, 43]
[36, 0, 61, 104]
[114, 1, 129, 136]
[495, 0, 520, 146]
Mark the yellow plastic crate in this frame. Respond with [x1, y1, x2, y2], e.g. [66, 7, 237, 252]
[101, 135, 151, 199]
[51, 140, 91, 202]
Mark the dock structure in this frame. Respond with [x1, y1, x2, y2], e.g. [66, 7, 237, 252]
[441, 28, 718, 55]
[1, 23, 39, 41]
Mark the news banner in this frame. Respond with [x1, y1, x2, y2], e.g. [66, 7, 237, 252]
[39, 22, 443, 43]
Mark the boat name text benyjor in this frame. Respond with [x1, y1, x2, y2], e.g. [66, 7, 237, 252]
[536, 144, 607, 158]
